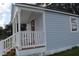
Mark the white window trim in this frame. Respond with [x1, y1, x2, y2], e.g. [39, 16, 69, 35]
[70, 16, 78, 32]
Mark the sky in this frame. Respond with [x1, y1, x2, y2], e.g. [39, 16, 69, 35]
[0, 2, 35, 29]
[0, 3, 11, 28]
[0, 0, 78, 29]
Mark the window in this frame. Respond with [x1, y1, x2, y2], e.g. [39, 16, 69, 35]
[70, 17, 78, 32]
[21, 24, 27, 31]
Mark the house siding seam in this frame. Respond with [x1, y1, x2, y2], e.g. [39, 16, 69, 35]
[45, 11, 79, 50]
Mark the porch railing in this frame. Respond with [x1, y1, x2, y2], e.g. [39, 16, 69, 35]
[20, 31, 45, 48]
[2, 31, 45, 53]
[3, 34, 16, 53]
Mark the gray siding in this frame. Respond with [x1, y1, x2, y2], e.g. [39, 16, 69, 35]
[45, 11, 79, 50]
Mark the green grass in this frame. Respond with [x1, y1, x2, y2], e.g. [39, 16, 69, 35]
[49, 46, 79, 56]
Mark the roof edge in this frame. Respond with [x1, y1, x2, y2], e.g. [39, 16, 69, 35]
[14, 3, 79, 17]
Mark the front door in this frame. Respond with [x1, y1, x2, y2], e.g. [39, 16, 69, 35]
[31, 20, 35, 45]
[31, 20, 35, 31]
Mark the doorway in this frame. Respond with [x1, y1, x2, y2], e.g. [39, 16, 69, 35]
[31, 20, 35, 31]
[31, 20, 35, 45]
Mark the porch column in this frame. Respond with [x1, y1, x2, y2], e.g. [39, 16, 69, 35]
[12, 17, 17, 34]
[15, 16, 17, 33]
[12, 18, 16, 34]
[18, 9, 21, 32]
[43, 12, 46, 46]
[16, 8, 21, 48]
[12, 18, 15, 35]
[12, 8, 18, 34]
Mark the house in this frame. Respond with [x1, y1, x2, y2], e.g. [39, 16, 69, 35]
[0, 3, 79, 56]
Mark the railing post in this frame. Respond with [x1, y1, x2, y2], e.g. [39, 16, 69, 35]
[12, 34, 16, 48]
[15, 32, 21, 50]
[0, 40, 4, 55]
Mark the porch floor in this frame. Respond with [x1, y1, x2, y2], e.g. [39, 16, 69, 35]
[20, 45, 45, 51]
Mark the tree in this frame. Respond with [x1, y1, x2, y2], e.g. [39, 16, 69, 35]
[0, 23, 12, 40]
[46, 3, 79, 15]
[36, 3, 51, 7]
[0, 27, 3, 40]
[0, 27, 3, 30]
[4, 23, 12, 36]
[36, 3, 79, 15]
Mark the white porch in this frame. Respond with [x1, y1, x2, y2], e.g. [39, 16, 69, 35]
[1, 6, 46, 55]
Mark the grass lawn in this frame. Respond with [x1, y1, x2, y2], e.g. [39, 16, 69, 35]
[49, 46, 79, 56]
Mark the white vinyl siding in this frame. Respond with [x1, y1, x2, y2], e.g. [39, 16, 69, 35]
[45, 11, 79, 50]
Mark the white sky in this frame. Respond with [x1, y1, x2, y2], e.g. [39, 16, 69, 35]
[0, 0, 79, 28]
[0, 3, 11, 28]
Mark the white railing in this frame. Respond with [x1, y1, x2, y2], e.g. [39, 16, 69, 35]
[2, 31, 45, 54]
[20, 31, 45, 48]
[3, 34, 16, 53]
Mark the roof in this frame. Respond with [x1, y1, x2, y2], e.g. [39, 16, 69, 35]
[13, 3, 79, 17]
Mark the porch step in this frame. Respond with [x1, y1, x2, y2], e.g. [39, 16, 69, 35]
[16, 46, 46, 56]
[3, 49, 16, 56]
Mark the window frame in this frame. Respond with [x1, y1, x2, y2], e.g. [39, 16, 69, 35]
[70, 16, 78, 32]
